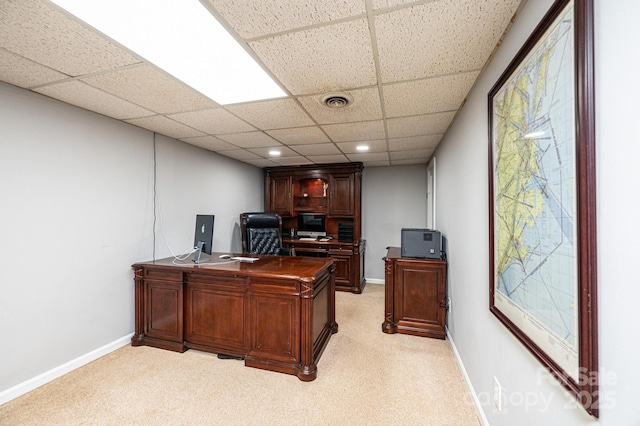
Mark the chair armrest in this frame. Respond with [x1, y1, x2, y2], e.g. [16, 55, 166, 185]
[278, 247, 296, 256]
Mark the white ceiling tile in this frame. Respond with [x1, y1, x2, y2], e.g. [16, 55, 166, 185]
[306, 154, 350, 164]
[180, 135, 238, 151]
[218, 149, 263, 161]
[271, 156, 314, 166]
[0, 49, 67, 88]
[0, 0, 525, 169]
[345, 152, 390, 163]
[0, 0, 139, 76]
[336, 140, 388, 154]
[226, 98, 314, 130]
[390, 148, 434, 160]
[35, 80, 153, 120]
[244, 158, 280, 168]
[248, 146, 298, 158]
[207, 0, 365, 39]
[363, 160, 392, 167]
[375, 0, 522, 81]
[249, 19, 376, 95]
[372, 0, 417, 10]
[168, 108, 255, 135]
[383, 72, 479, 117]
[81, 65, 218, 114]
[266, 126, 330, 145]
[386, 112, 456, 139]
[125, 116, 205, 139]
[322, 121, 386, 142]
[291, 143, 341, 156]
[217, 131, 281, 148]
[297, 87, 383, 125]
[389, 135, 442, 151]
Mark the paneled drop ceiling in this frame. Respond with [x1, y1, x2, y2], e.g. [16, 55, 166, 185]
[0, 0, 525, 168]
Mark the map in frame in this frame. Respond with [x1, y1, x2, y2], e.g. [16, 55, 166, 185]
[491, 2, 579, 380]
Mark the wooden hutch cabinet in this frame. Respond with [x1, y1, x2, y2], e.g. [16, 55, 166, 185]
[382, 247, 447, 339]
[264, 162, 365, 293]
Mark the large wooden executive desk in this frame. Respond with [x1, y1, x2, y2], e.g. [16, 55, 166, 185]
[131, 253, 337, 381]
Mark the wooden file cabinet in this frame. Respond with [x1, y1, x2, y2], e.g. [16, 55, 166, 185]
[382, 247, 447, 339]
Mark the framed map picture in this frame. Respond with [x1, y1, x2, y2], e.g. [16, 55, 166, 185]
[488, 0, 598, 417]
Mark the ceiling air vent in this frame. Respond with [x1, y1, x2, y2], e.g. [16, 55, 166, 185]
[320, 92, 353, 109]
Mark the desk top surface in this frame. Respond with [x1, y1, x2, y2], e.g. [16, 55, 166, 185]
[133, 252, 334, 282]
[283, 237, 364, 245]
[384, 246, 446, 263]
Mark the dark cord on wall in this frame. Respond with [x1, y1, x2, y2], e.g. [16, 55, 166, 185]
[153, 132, 157, 261]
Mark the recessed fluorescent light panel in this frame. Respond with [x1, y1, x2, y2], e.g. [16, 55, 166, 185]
[356, 145, 370, 152]
[50, 0, 286, 105]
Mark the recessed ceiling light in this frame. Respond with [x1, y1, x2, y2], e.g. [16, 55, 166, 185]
[356, 145, 370, 152]
[268, 150, 281, 157]
[50, 0, 285, 105]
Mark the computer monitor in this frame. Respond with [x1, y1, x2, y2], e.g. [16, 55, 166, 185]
[193, 214, 214, 264]
[297, 213, 326, 237]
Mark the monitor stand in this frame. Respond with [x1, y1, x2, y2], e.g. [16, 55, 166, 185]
[192, 241, 210, 264]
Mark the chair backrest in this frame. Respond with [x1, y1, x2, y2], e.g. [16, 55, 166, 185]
[240, 212, 284, 255]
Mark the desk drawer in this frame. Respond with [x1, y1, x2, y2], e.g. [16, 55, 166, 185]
[328, 248, 353, 256]
[143, 268, 182, 282]
[186, 272, 246, 288]
[294, 248, 329, 257]
[249, 278, 299, 294]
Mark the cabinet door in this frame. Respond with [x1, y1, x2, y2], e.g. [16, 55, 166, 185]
[248, 291, 300, 364]
[184, 280, 246, 352]
[328, 249, 352, 289]
[268, 175, 292, 216]
[144, 279, 183, 343]
[394, 261, 446, 336]
[328, 174, 354, 216]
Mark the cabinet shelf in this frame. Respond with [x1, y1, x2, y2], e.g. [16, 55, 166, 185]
[293, 177, 328, 211]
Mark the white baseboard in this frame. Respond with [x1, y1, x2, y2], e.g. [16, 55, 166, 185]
[0, 333, 133, 406]
[365, 278, 385, 285]
[447, 328, 490, 426]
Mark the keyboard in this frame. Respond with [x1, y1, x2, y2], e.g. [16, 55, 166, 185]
[230, 256, 259, 262]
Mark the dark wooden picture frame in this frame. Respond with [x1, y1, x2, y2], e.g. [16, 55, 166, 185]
[488, 0, 598, 417]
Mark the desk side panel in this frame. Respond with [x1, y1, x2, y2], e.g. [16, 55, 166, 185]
[247, 278, 300, 365]
[131, 266, 186, 352]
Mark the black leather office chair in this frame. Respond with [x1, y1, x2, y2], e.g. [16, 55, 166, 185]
[240, 212, 295, 256]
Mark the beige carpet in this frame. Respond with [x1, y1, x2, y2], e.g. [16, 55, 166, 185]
[0, 284, 480, 426]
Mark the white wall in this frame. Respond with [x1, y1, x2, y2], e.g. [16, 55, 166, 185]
[362, 165, 427, 280]
[593, 0, 640, 422]
[0, 82, 263, 400]
[437, 0, 640, 424]
[151, 133, 263, 257]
